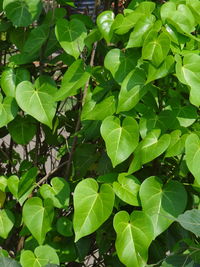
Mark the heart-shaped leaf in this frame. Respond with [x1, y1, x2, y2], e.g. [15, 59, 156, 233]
[0, 209, 15, 239]
[101, 116, 139, 167]
[97, 11, 114, 43]
[0, 95, 18, 128]
[55, 59, 90, 101]
[56, 217, 73, 237]
[176, 209, 200, 236]
[22, 197, 54, 244]
[55, 18, 87, 59]
[114, 211, 154, 267]
[142, 31, 171, 67]
[8, 115, 36, 145]
[16, 79, 56, 128]
[117, 68, 149, 113]
[113, 173, 141, 206]
[40, 177, 70, 209]
[129, 129, 171, 173]
[20, 245, 59, 267]
[176, 53, 200, 107]
[3, 0, 42, 27]
[73, 178, 115, 242]
[104, 48, 139, 84]
[139, 176, 187, 238]
[1, 67, 30, 97]
[185, 133, 200, 183]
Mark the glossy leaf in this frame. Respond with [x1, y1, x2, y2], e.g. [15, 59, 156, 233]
[0, 209, 15, 239]
[117, 68, 148, 113]
[104, 48, 139, 84]
[97, 11, 114, 43]
[73, 178, 115, 242]
[16, 79, 56, 128]
[40, 177, 70, 209]
[113, 173, 141, 206]
[3, 0, 42, 27]
[22, 197, 54, 244]
[139, 176, 187, 238]
[0, 256, 21, 267]
[101, 116, 139, 167]
[55, 60, 90, 101]
[176, 209, 200, 236]
[1, 67, 30, 97]
[20, 245, 59, 267]
[114, 211, 154, 267]
[0, 95, 18, 128]
[185, 133, 200, 184]
[55, 18, 87, 59]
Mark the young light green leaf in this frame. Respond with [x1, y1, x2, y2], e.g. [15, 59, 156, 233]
[20, 245, 59, 267]
[1, 67, 30, 97]
[16, 80, 56, 128]
[117, 68, 148, 113]
[176, 209, 200, 236]
[55, 60, 90, 101]
[176, 53, 200, 107]
[73, 178, 115, 242]
[185, 133, 200, 184]
[3, 0, 42, 27]
[0, 96, 18, 128]
[114, 211, 154, 267]
[40, 177, 70, 209]
[142, 31, 171, 67]
[101, 116, 139, 167]
[55, 18, 87, 59]
[8, 115, 36, 145]
[104, 48, 140, 84]
[22, 197, 54, 245]
[97, 11, 114, 43]
[113, 173, 141, 206]
[127, 15, 156, 48]
[0, 209, 15, 239]
[139, 176, 187, 238]
[165, 131, 188, 158]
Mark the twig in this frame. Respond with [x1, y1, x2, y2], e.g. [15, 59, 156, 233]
[65, 42, 97, 179]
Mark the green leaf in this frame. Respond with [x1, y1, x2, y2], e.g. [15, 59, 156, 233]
[20, 245, 59, 267]
[104, 49, 140, 84]
[146, 55, 174, 83]
[0, 256, 21, 267]
[114, 211, 154, 267]
[185, 133, 200, 184]
[22, 197, 54, 245]
[129, 129, 171, 173]
[16, 79, 56, 128]
[1, 67, 30, 97]
[113, 173, 141, 206]
[3, 0, 42, 27]
[176, 209, 200, 236]
[0, 209, 15, 239]
[55, 60, 90, 101]
[165, 131, 188, 158]
[127, 15, 156, 48]
[101, 116, 139, 167]
[139, 176, 187, 238]
[117, 68, 149, 113]
[55, 18, 87, 59]
[186, 0, 200, 24]
[161, 254, 194, 267]
[142, 31, 171, 67]
[81, 95, 116, 121]
[8, 115, 36, 145]
[56, 217, 73, 237]
[176, 53, 200, 107]
[73, 178, 115, 242]
[0, 96, 18, 128]
[97, 11, 114, 43]
[40, 177, 70, 209]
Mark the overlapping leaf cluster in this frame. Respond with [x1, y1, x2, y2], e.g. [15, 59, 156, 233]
[0, 0, 200, 266]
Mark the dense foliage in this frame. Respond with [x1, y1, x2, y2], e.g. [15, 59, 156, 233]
[0, 0, 200, 266]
